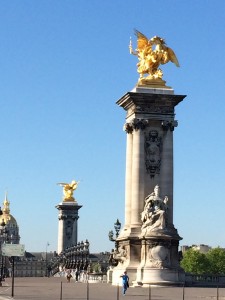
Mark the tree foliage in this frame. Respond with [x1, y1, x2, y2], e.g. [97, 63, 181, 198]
[181, 247, 225, 275]
[90, 262, 102, 273]
[206, 247, 225, 275]
[181, 248, 209, 274]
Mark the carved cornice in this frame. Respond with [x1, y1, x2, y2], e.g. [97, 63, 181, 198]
[117, 92, 186, 118]
[148, 239, 171, 249]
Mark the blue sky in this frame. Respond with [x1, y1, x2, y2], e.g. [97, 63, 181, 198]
[0, 0, 225, 253]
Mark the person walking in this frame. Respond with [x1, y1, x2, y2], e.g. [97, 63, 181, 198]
[75, 269, 80, 282]
[120, 271, 129, 295]
[66, 270, 72, 283]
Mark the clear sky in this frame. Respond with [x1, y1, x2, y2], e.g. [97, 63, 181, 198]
[0, 0, 225, 253]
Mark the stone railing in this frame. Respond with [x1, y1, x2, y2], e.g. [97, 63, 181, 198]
[185, 274, 225, 287]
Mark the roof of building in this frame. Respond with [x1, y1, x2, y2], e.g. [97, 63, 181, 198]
[0, 193, 18, 227]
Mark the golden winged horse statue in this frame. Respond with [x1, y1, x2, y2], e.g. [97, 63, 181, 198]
[129, 29, 180, 86]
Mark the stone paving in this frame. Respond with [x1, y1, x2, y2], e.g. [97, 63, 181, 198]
[0, 277, 225, 300]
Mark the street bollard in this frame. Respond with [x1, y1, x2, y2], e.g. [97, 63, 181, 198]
[182, 284, 185, 300]
[86, 280, 89, 300]
[148, 284, 151, 300]
[60, 281, 62, 300]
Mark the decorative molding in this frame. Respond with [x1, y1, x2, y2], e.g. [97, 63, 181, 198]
[123, 123, 133, 134]
[135, 104, 174, 114]
[148, 240, 171, 268]
[145, 130, 162, 178]
[161, 120, 178, 131]
[133, 118, 148, 130]
[58, 215, 67, 221]
[124, 118, 148, 133]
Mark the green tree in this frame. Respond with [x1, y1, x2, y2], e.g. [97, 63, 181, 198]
[91, 262, 102, 273]
[206, 247, 225, 275]
[180, 248, 209, 274]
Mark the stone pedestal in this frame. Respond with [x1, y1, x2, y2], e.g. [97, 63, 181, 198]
[111, 86, 186, 285]
[56, 201, 82, 254]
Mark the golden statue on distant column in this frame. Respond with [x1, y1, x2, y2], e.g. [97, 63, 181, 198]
[129, 29, 180, 86]
[58, 180, 79, 202]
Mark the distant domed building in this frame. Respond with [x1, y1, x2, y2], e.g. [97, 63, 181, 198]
[0, 194, 20, 244]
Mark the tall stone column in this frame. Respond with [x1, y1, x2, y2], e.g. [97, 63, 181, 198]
[56, 202, 82, 254]
[111, 87, 186, 286]
[123, 124, 133, 232]
[130, 120, 146, 229]
[160, 120, 178, 224]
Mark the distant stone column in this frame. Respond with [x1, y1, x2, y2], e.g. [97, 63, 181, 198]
[56, 202, 82, 254]
[57, 212, 65, 253]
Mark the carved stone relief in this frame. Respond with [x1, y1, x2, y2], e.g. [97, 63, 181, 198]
[145, 130, 162, 177]
[65, 220, 73, 239]
[148, 240, 171, 268]
[109, 245, 128, 266]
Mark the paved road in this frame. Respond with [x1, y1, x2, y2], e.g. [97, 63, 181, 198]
[0, 277, 225, 300]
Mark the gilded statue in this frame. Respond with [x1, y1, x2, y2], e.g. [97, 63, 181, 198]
[129, 29, 179, 85]
[58, 180, 79, 202]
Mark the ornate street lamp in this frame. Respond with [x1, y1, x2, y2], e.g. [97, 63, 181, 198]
[108, 219, 121, 250]
[114, 219, 121, 238]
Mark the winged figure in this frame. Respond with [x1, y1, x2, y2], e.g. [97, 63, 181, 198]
[58, 180, 79, 201]
[129, 29, 179, 83]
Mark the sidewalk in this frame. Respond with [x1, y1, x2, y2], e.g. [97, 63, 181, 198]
[0, 277, 225, 300]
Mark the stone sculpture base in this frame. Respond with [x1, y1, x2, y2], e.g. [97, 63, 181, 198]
[110, 230, 184, 286]
[135, 232, 185, 286]
[137, 77, 172, 89]
[136, 268, 185, 286]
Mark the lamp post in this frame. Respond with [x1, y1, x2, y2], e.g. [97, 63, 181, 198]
[84, 239, 90, 271]
[47, 240, 90, 278]
[45, 242, 50, 277]
[108, 219, 121, 250]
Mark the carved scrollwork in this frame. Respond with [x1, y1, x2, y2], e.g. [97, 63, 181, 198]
[148, 245, 170, 268]
[145, 130, 162, 178]
[147, 240, 171, 268]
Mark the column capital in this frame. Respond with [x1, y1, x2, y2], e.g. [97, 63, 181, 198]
[133, 118, 148, 130]
[124, 118, 148, 133]
[161, 120, 178, 131]
[123, 122, 134, 134]
[58, 214, 67, 221]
